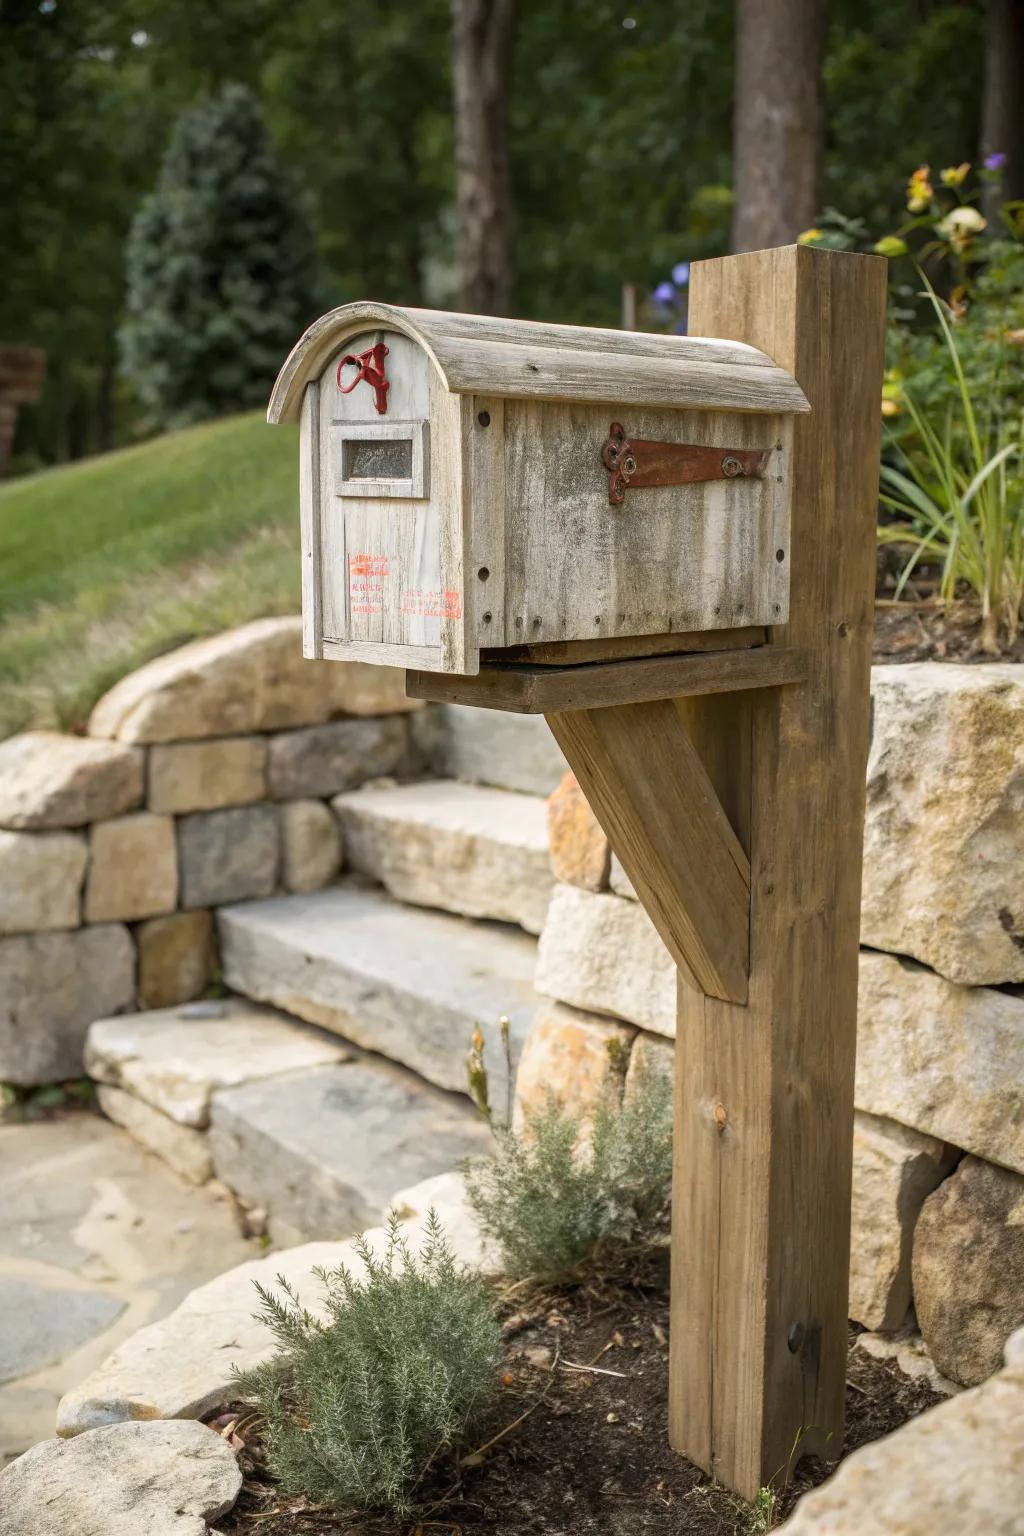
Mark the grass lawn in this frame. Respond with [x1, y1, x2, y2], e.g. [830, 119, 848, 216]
[0, 413, 301, 739]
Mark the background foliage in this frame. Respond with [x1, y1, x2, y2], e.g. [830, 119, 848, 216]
[120, 84, 319, 429]
[0, 0, 990, 473]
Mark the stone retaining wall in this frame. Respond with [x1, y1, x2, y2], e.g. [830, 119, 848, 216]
[3, 615, 1021, 1393]
[0, 617, 419, 1085]
[521, 661, 1024, 1389]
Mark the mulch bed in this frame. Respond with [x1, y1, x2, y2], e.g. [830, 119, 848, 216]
[873, 600, 1024, 664]
[216, 1273, 943, 1536]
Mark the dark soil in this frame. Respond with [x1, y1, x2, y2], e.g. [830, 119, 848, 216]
[216, 1278, 943, 1536]
[872, 600, 1024, 664]
[871, 542, 1023, 663]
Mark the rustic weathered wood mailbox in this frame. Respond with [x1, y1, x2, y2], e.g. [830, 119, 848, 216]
[270, 246, 887, 1501]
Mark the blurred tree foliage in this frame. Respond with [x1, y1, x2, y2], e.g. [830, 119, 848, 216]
[120, 85, 318, 428]
[0, 0, 987, 470]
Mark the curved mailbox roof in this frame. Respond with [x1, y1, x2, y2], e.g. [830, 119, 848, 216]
[268, 302, 810, 424]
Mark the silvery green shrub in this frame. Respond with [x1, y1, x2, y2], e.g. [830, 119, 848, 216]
[236, 1211, 500, 1517]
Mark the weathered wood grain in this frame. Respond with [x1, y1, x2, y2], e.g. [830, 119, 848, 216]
[268, 301, 810, 424]
[438, 338, 808, 414]
[499, 401, 793, 641]
[669, 245, 887, 1497]
[406, 645, 806, 713]
[322, 638, 441, 668]
[280, 304, 808, 674]
[548, 700, 751, 1003]
[298, 380, 323, 659]
[490, 625, 766, 666]
[469, 395, 508, 650]
[316, 330, 476, 673]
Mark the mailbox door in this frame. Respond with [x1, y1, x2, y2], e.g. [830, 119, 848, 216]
[313, 330, 470, 672]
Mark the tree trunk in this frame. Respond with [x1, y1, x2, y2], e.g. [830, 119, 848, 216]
[451, 0, 516, 313]
[730, 0, 825, 254]
[981, 0, 1024, 220]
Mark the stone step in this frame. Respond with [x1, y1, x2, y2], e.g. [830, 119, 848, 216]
[209, 1060, 491, 1246]
[85, 998, 353, 1186]
[333, 779, 553, 934]
[412, 703, 567, 796]
[217, 880, 539, 1109]
[85, 997, 493, 1249]
[86, 998, 350, 1130]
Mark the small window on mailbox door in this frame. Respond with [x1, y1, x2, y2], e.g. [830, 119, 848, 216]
[333, 420, 430, 500]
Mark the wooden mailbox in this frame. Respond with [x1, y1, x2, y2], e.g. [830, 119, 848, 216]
[269, 247, 888, 1503]
[267, 304, 810, 674]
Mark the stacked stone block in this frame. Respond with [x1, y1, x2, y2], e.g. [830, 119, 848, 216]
[521, 664, 1024, 1389]
[0, 617, 420, 1085]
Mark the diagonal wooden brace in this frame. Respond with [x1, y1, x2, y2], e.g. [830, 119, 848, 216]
[546, 700, 751, 1004]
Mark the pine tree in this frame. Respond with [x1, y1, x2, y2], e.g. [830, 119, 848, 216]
[120, 83, 318, 427]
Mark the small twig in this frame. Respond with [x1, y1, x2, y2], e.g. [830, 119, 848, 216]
[559, 1359, 628, 1378]
[587, 1336, 619, 1366]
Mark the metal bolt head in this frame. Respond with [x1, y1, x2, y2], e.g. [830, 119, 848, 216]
[721, 454, 744, 477]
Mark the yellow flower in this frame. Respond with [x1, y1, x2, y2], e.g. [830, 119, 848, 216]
[940, 162, 971, 187]
[906, 164, 933, 213]
[881, 369, 903, 417]
[797, 227, 823, 245]
[874, 235, 908, 258]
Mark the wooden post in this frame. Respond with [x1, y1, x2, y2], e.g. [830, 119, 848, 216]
[388, 244, 885, 1502]
[669, 245, 887, 1496]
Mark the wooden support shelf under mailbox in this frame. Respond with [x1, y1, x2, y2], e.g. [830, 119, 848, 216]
[406, 643, 808, 714]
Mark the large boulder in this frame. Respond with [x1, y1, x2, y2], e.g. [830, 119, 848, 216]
[0, 733, 143, 829]
[777, 1328, 1024, 1535]
[84, 813, 178, 923]
[849, 1112, 957, 1332]
[0, 829, 87, 934]
[135, 910, 217, 1010]
[280, 799, 343, 893]
[412, 702, 567, 795]
[146, 736, 267, 814]
[268, 716, 409, 799]
[863, 663, 1024, 985]
[856, 950, 1024, 1176]
[88, 616, 418, 743]
[535, 883, 676, 1035]
[547, 771, 611, 891]
[513, 1000, 633, 1130]
[913, 1155, 1024, 1387]
[0, 1420, 241, 1536]
[176, 805, 279, 908]
[0, 926, 135, 1084]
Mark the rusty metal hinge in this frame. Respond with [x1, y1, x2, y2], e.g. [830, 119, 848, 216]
[601, 421, 770, 506]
